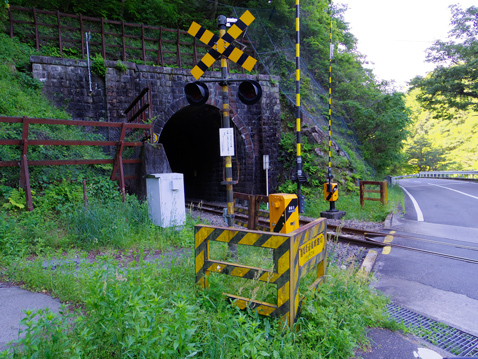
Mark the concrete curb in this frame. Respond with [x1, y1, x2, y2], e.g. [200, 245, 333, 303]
[384, 212, 394, 230]
[359, 250, 378, 273]
[359, 212, 395, 273]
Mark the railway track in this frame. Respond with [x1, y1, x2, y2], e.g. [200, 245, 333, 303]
[188, 200, 478, 265]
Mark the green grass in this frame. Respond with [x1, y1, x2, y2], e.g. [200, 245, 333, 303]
[0, 178, 401, 358]
[0, 249, 397, 359]
[305, 184, 404, 222]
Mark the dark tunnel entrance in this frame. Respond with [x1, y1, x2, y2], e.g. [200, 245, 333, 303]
[159, 105, 244, 202]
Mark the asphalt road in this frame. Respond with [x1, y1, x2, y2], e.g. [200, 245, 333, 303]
[399, 178, 478, 228]
[373, 178, 478, 339]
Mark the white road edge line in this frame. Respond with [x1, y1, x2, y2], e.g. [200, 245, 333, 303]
[428, 183, 478, 200]
[400, 186, 424, 222]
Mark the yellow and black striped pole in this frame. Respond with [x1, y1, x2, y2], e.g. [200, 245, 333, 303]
[218, 15, 237, 256]
[295, 0, 305, 213]
[320, 1, 345, 219]
[325, 0, 341, 215]
[327, 0, 333, 190]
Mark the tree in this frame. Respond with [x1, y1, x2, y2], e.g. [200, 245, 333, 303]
[410, 5, 478, 118]
[342, 92, 411, 175]
[406, 136, 445, 171]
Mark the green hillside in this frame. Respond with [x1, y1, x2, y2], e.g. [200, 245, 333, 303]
[2, 0, 412, 183]
[404, 89, 478, 171]
[405, 5, 478, 173]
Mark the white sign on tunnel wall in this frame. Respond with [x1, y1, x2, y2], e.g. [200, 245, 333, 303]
[219, 128, 235, 157]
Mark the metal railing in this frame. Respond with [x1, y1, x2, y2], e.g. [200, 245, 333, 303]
[391, 171, 478, 184]
[0, 116, 151, 209]
[419, 170, 478, 179]
[7, 5, 253, 71]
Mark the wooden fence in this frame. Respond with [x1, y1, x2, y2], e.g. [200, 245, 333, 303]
[7, 6, 253, 72]
[359, 180, 388, 207]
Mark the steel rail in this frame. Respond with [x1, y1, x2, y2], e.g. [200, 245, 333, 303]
[188, 201, 478, 264]
[188, 201, 383, 248]
[366, 232, 478, 252]
[365, 237, 478, 265]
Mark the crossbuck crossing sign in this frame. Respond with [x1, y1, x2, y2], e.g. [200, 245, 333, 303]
[187, 10, 258, 80]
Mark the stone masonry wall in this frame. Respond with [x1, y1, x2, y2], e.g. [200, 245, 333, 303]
[31, 56, 282, 198]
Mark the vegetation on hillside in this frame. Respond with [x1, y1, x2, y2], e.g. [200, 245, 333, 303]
[404, 5, 478, 173]
[410, 5, 478, 119]
[5, 0, 412, 179]
[0, 32, 112, 186]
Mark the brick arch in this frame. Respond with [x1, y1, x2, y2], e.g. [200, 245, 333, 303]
[229, 110, 254, 156]
[153, 95, 254, 153]
[29, 57, 282, 196]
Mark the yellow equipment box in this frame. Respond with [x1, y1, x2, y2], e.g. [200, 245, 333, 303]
[269, 193, 299, 233]
[324, 183, 338, 202]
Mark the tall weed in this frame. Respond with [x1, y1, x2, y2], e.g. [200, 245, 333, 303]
[1, 252, 395, 358]
[306, 184, 404, 222]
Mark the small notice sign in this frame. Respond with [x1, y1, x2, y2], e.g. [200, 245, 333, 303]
[219, 128, 235, 157]
[299, 233, 325, 267]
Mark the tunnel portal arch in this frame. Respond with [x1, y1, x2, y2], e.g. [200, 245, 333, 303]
[159, 104, 249, 202]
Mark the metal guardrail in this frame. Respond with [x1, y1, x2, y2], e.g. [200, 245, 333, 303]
[391, 171, 478, 184]
[390, 174, 419, 184]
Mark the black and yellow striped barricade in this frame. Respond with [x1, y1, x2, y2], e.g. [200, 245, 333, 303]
[194, 217, 327, 326]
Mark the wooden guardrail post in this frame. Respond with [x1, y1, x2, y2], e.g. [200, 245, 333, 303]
[360, 180, 387, 207]
[233, 193, 269, 230]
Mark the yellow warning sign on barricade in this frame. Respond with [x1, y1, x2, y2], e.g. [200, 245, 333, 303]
[194, 217, 327, 326]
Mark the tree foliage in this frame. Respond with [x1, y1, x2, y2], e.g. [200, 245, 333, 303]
[343, 92, 411, 174]
[411, 5, 478, 118]
[6, 0, 412, 175]
[402, 89, 478, 172]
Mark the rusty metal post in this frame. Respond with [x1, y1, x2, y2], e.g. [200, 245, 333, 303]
[247, 194, 256, 230]
[83, 179, 88, 208]
[360, 181, 364, 207]
[21, 155, 33, 211]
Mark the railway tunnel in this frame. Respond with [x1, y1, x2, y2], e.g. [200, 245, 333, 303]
[159, 104, 246, 202]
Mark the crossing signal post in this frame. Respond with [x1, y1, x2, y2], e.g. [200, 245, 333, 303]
[320, 0, 345, 220]
[185, 12, 262, 255]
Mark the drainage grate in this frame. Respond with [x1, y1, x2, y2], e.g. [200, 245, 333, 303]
[387, 303, 478, 357]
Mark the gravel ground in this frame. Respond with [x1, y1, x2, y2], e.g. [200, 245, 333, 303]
[188, 207, 385, 269]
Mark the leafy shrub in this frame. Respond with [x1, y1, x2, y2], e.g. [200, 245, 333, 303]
[87, 176, 121, 203]
[2, 188, 32, 211]
[0, 184, 13, 201]
[114, 60, 128, 72]
[91, 53, 107, 77]
[35, 180, 84, 212]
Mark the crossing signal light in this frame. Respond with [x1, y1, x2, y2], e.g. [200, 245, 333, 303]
[184, 80, 263, 107]
[238, 80, 262, 105]
[185, 81, 209, 107]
